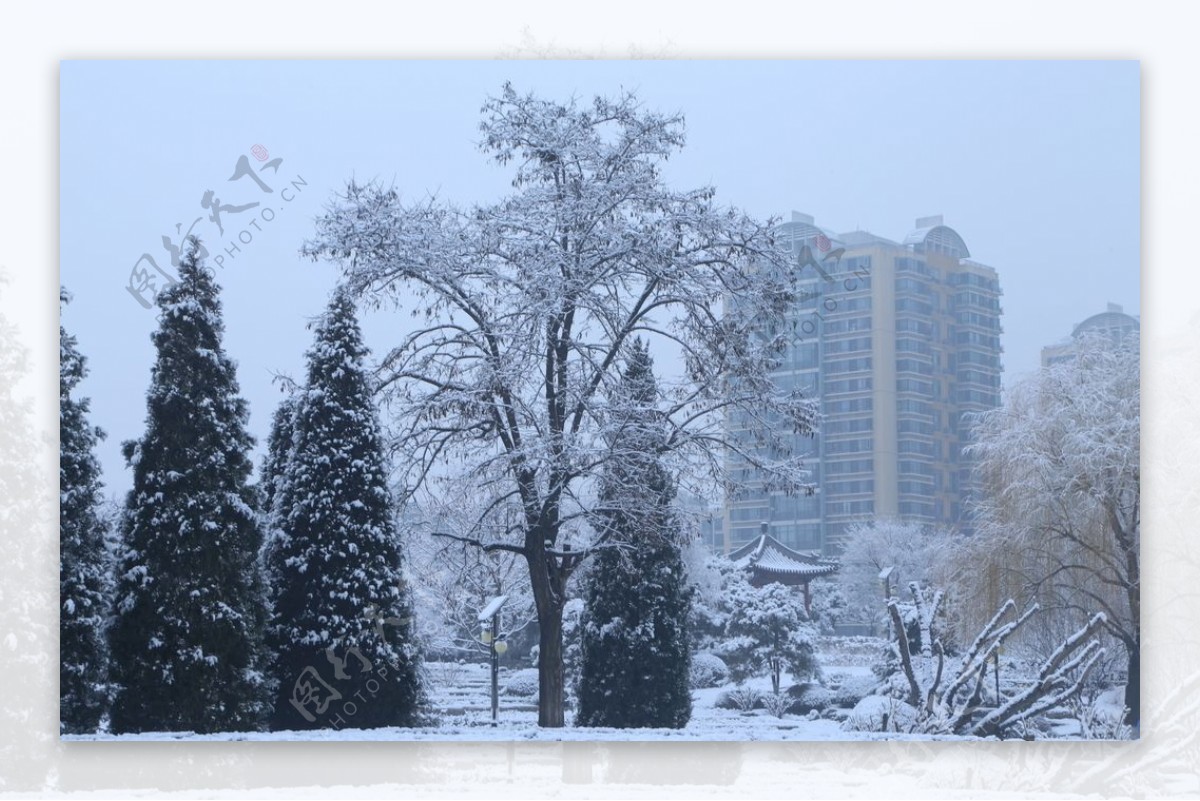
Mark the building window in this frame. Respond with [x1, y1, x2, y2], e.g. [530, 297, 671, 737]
[826, 437, 873, 455]
[826, 357, 873, 374]
[826, 378, 873, 394]
[897, 378, 933, 395]
[896, 358, 934, 376]
[827, 479, 875, 495]
[826, 458, 874, 475]
[824, 417, 873, 435]
[897, 298, 933, 315]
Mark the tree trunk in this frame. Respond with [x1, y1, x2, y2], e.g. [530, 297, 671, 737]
[536, 596, 566, 727]
[1124, 640, 1140, 728]
[525, 515, 570, 728]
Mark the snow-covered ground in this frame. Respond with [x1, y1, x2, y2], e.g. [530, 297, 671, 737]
[62, 637, 1127, 742]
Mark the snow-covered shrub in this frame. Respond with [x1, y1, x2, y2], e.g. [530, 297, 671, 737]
[827, 674, 879, 708]
[716, 685, 764, 711]
[786, 682, 834, 715]
[434, 660, 467, 687]
[763, 692, 790, 719]
[689, 652, 730, 689]
[719, 580, 820, 694]
[842, 695, 919, 733]
[819, 636, 889, 668]
[683, 538, 731, 652]
[808, 579, 848, 635]
[503, 668, 540, 698]
[1069, 691, 1134, 740]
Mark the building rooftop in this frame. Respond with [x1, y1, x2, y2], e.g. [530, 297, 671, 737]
[837, 230, 899, 248]
[901, 220, 971, 259]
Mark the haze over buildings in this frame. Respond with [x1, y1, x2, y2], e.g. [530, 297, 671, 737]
[1042, 303, 1141, 367]
[58, 62, 1139, 502]
[721, 214, 1003, 556]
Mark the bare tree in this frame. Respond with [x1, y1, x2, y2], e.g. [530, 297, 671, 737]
[405, 494, 536, 660]
[837, 518, 956, 630]
[303, 84, 816, 726]
[880, 582, 1105, 738]
[968, 332, 1140, 724]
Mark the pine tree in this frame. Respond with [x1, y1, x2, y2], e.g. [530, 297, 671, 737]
[108, 239, 270, 734]
[576, 339, 692, 729]
[59, 288, 112, 734]
[266, 292, 422, 731]
[259, 392, 297, 587]
[261, 395, 297, 517]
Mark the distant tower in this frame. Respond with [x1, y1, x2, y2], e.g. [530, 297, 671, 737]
[1041, 302, 1140, 367]
[723, 214, 1003, 555]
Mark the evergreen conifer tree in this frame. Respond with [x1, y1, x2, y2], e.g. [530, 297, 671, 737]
[260, 394, 298, 520]
[109, 239, 270, 734]
[259, 392, 297, 587]
[576, 339, 692, 728]
[59, 288, 112, 734]
[265, 292, 422, 731]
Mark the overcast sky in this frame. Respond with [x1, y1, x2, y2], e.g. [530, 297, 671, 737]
[59, 60, 1140, 500]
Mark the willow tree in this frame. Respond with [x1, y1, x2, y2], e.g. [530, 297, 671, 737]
[304, 84, 816, 727]
[969, 332, 1140, 725]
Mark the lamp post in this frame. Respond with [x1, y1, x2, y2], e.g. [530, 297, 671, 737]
[478, 594, 509, 724]
[879, 566, 896, 639]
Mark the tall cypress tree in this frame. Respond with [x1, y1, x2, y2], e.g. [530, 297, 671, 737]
[260, 393, 298, 522]
[266, 292, 422, 731]
[576, 339, 692, 729]
[259, 392, 297, 589]
[59, 288, 112, 734]
[109, 239, 270, 734]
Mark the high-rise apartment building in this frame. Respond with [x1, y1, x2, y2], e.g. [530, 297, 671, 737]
[1041, 302, 1139, 367]
[723, 213, 1003, 556]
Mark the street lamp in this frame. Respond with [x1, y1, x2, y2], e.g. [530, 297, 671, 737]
[879, 566, 896, 639]
[478, 594, 509, 724]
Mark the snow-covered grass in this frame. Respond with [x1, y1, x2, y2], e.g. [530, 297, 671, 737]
[64, 638, 1128, 741]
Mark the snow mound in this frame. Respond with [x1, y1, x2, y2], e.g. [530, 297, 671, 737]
[689, 652, 730, 689]
[842, 695, 919, 733]
[503, 668, 539, 698]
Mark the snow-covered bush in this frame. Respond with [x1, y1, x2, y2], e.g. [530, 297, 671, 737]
[503, 668, 540, 698]
[684, 548, 743, 653]
[826, 674, 879, 708]
[786, 682, 834, 715]
[808, 579, 848, 635]
[818, 636, 888, 668]
[843, 695, 919, 733]
[718, 580, 820, 694]
[763, 692, 791, 719]
[1069, 688, 1134, 740]
[716, 685, 764, 711]
[433, 660, 467, 688]
[689, 652, 730, 689]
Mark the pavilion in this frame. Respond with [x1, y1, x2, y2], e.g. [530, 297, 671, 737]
[728, 524, 840, 614]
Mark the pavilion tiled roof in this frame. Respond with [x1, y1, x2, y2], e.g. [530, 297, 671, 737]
[729, 532, 840, 583]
